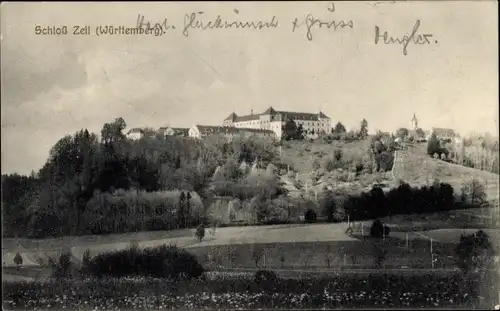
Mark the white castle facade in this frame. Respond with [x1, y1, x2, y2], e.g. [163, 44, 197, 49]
[223, 107, 331, 139]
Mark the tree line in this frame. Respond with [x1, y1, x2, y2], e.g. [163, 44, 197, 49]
[1, 117, 280, 238]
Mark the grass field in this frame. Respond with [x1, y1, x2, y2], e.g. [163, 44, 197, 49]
[3, 208, 499, 278]
[394, 143, 499, 200]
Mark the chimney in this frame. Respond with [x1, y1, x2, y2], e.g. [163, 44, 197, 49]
[251, 109, 253, 115]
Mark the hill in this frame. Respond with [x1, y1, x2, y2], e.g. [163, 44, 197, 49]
[393, 142, 499, 200]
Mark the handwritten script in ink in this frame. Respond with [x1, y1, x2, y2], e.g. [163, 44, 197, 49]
[134, 2, 439, 54]
[374, 20, 437, 56]
[291, 3, 354, 41]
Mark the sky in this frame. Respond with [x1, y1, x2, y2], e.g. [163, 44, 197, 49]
[1, 1, 498, 175]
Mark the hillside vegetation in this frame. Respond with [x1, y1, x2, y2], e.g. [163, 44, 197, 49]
[394, 143, 499, 200]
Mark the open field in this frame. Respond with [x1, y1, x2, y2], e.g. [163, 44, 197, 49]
[3, 208, 499, 277]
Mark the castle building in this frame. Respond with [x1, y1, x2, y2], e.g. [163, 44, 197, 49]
[223, 106, 331, 139]
[188, 124, 275, 140]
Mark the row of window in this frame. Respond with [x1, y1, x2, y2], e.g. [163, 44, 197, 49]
[232, 121, 330, 127]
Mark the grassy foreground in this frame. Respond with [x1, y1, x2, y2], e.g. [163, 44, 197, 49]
[3, 271, 497, 310]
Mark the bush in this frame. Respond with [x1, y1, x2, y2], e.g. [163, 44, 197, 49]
[370, 219, 384, 238]
[455, 230, 494, 273]
[196, 224, 206, 242]
[52, 251, 74, 279]
[87, 244, 204, 280]
[254, 270, 280, 290]
[14, 252, 23, 270]
[81, 249, 91, 276]
[304, 209, 317, 223]
[427, 133, 441, 156]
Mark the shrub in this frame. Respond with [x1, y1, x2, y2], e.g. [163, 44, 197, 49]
[81, 249, 91, 276]
[251, 245, 265, 267]
[13, 252, 23, 270]
[370, 219, 384, 238]
[455, 230, 494, 273]
[460, 179, 487, 205]
[254, 270, 280, 290]
[52, 251, 74, 279]
[427, 133, 441, 155]
[87, 244, 204, 280]
[334, 149, 343, 162]
[196, 224, 206, 242]
[304, 209, 317, 223]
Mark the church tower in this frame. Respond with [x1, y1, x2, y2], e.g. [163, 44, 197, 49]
[411, 113, 418, 130]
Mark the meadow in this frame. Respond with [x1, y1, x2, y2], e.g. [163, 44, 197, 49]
[394, 143, 499, 200]
[4, 207, 498, 274]
[3, 271, 496, 310]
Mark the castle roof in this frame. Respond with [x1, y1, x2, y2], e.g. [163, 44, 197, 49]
[318, 111, 329, 119]
[233, 114, 261, 122]
[127, 128, 144, 134]
[195, 125, 274, 135]
[224, 112, 238, 121]
[262, 107, 277, 115]
[230, 106, 330, 123]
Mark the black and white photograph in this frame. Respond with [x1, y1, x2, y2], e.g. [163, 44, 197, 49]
[1, 1, 499, 310]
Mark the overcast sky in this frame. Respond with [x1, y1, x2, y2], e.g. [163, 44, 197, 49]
[1, 1, 498, 175]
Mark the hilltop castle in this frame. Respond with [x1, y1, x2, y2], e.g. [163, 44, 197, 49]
[223, 106, 331, 139]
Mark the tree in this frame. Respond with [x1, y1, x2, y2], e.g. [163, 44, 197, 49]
[178, 192, 186, 228]
[359, 119, 368, 140]
[395, 128, 409, 140]
[461, 179, 487, 205]
[186, 192, 192, 227]
[320, 190, 336, 222]
[14, 253, 23, 271]
[283, 120, 298, 141]
[416, 128, 425, 139]
[333, 122, 347, 134]
[370, 219, 385, 238]
[195, 224, 205, 242]
[427, 132, 441, 156]
[296, 124, 305, 140]
[304, 209, 317, 223]
[251, 245, 265, 267]
[455, 230, 494, 273]
[101, 117, 126, 144]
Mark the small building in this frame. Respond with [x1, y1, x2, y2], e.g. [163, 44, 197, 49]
[126, 128, 145, 140]
[159, 126, 189, 137]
